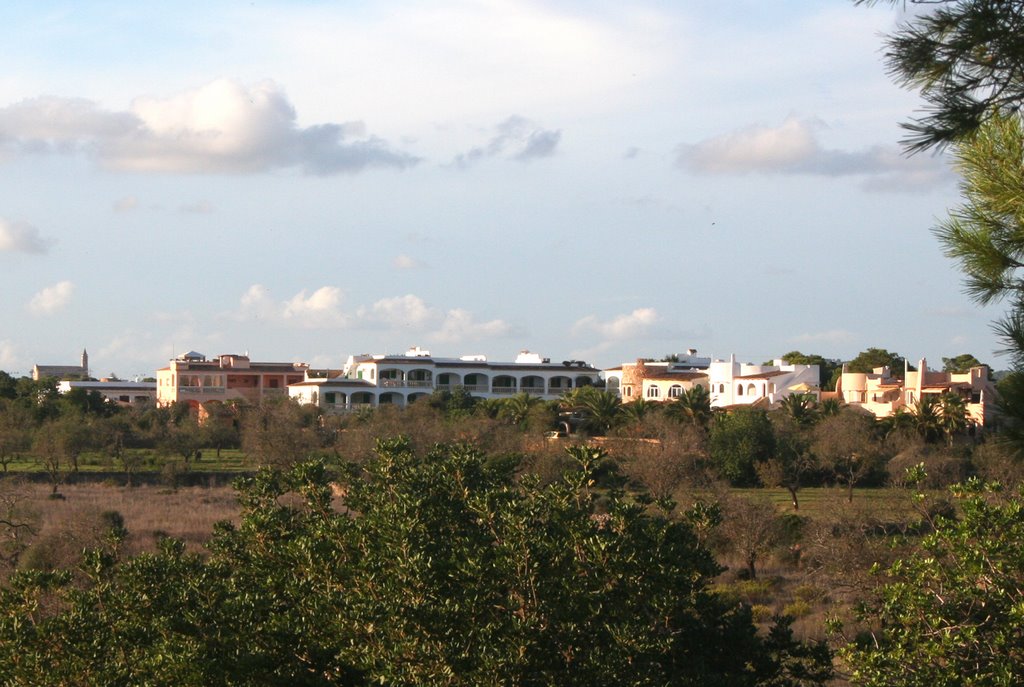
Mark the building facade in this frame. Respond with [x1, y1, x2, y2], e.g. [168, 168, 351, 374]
[156, 352, 308, 412]
[289, 348, 601, 413]
[837, 358, 998, 426]
[32, 349, 89, 381]
[57, 379, 156, 406]
[606, 352, 819, 409]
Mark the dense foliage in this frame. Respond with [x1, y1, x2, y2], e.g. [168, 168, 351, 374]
[843, 479, 1024, 686]
[0, 440, 831, 686]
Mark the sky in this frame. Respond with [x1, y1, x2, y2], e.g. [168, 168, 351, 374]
[0, 1, 1005, 379]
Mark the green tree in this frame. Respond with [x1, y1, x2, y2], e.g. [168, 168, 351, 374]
[846, 348, 908, 378]
[667, 384, 713, 429]
[0, 440, 832, 686]
[709, 407, 775, 486]
[934, 113, 1024, 367]
[760, 413, 819, 511]
[0, 401, 31, 473]
[497, 391, 542, 427]
[772, 351, 840, 390]
[575, 388, 622, 435]
[0, 372, 17, 400]
[910, 397, 944, 444]
[842, 479, 1024, 686]
[240, 398, 321, 468]
[856, 0, 1024, 152]
[777, 392, 818, 427]
[941, 352, 986, 374]
[812, 409, 883, 502]
[618, 396, 655, 426]
[938, 392, 970, 445]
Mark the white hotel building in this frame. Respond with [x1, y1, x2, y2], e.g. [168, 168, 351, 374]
[289, 348, 601, 413]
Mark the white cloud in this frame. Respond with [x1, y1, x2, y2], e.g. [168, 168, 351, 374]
[677, 116, 951, 190]
[233, 286, 512, 343]
[0, 79, 418, 175]
[451, 115, 561, 167]
[429, 309, 514, 344]
[393, 254, 425, 270]
[283, 286, 347, 325]
[358, 294, 438, 329]
[237, 284, 348, 327]
[572, 307, 659, 340]
[28, 280, 74, 315]
[0, 218, 52, 254]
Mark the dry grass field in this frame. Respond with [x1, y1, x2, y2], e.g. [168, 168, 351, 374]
[8, 481, 241, 569]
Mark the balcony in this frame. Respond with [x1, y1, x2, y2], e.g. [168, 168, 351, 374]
[178, 386, 225, 395]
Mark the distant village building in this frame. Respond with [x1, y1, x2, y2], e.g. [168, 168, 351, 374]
[837, 357, 998, 427]
[290, 347, 601, 413]
[604, 350, 819, 409]
[57, 379, 156, 406]
[32, 349, 89, 381]
[156, 352, 308, 414]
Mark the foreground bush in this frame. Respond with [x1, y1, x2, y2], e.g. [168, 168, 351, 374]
[0, 439, 831, 686]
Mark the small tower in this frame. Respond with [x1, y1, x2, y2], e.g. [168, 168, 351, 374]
[81, 349, 89, 378]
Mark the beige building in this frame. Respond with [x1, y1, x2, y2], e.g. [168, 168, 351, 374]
[156, 352, 308, 412]
[837, 358, 998, 427]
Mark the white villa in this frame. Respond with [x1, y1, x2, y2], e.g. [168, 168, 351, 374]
[604, 351, 820, 409]
[57, 379, 156, 406]
[289, 347, 601, 413]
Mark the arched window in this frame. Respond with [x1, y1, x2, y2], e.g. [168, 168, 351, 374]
[719, 383, 725, 393]
[669, 384, 683, 398]
[624, 386, 633, 397]
[647, 386, 660, 399]
[737, 384, 744, 396]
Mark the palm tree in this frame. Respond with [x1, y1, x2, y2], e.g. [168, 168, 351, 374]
[938, 392, 969, 446]
[620, 397, 654, 426]
[878, 407, 916, 443]
[911, 397, 943, 443]
[581, 390, 622, 436]
[500, 392, 541, 426]
[669, 385, 712, 429]
[777, 393, 818, 427]
[817, 398, 843, 418]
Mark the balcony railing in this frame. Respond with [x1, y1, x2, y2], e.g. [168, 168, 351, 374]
[262, 388, 287, 396]
[379, 379, 433, 388]
[491, 387, 518, 395]
[178, 386, 225, 394]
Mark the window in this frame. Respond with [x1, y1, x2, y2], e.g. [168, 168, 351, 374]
[669, 385, 683, 398]
[647, 386, 660, 399]
[624, 386, 633, 397]
[719, 384, 725, 393]
[325, 392, 336, 404]
[737, 384, 743, 396]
